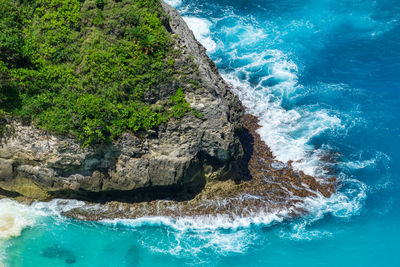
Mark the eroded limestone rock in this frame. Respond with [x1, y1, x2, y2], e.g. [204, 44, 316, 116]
[0, 3, 244, 200]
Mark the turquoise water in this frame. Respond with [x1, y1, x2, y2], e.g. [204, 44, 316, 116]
[1, 0, 400, 266]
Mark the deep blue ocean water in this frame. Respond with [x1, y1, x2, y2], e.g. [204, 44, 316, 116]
[1, 0, 399, 266]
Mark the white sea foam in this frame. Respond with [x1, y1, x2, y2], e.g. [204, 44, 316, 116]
[279, 178, 367, 240]
[0, 198, 90, 263]
[30, 198, 88, 218]
[96, 176, 366, 243]
[0, 199, 46, 266]
[221, 55, 343, 177]
[100, 210, 288, 256]
[342, 151, 390, 171]
[0, 198, 287, 257]
[210, 44, 341, 178]
[175, 1, 362, 182]
[144, 227, 256, 257]
[0, 199, 41, 240]
[184, 9, 377, 241]
[303, 179, 366, 219]
[3, 198, 285, 233]
[163, 0, 182, 8]
[182, 17, 217, 52]
[101, 209, 288, 232]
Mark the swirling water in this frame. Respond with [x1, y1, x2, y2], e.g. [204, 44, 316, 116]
[1, 0, 400, 266]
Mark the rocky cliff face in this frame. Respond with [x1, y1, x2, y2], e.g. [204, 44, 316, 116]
[0, 3, 245, 201]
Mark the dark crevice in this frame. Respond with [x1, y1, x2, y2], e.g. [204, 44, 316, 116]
[48, 178, 206, 204]
[0, 187, 21, 197]
[236, 127, 254, 181]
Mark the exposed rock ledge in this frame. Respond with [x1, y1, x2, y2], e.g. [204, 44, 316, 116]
[0, 3, 336, 218]
[0, 2, 245, 200]
[56, 115, 337, 221]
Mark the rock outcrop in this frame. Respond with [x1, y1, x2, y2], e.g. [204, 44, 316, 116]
[60, 115, 337, 221]
[0, 3, 245, 200]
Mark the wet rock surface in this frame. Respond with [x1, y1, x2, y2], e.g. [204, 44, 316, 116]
[0, 4, 336, 221]
[62, 115, 337, 221]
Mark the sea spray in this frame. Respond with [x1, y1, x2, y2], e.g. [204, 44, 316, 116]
[0, 199, 42, 266]
[0, 199, 39, 240]
[182, 17, 217, 52]
[177, 6, 346, 178]
[167, 0, 377, 239]
[4, 0, 400, 266]
[164, 0, 182, 7]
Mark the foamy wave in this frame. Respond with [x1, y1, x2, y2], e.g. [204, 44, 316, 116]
[303, 179, 366, 218]
[177, 5, 369, 234]
[222, 70, 343, 177]
[100, 211, 288, 256]
[163, 0, 182, 8]
[279, 179, 367, 241]
[0, 199, 46, 267]
[214, 36, 366, 237]
[182, 16, 217, 52]
[30, 199, 88, 218]
[101, 209, 288, 232]
[143, 227, 256, 257]
[99, 178, 365, 243]
[214, 47, 347, 178]
[16, 199, 287, 232]
[179, 4, 345, 177]
[342, 150, 390, 171]
[0, 199, 41, 240]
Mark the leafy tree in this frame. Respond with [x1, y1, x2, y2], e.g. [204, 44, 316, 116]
[0, 0, 198, 145]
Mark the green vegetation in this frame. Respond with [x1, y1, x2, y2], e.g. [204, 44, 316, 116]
[0, 0, 196, 146]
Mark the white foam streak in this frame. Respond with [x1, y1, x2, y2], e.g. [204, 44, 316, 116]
[182, 17, 217, 52]
[0, 199, 46, 266]
[178, 3, 346, 178]
[223, 66, 342, 176]
[342, 151, 390, 171]
[97, 179, 367, 242]
[0, 199, 41, 240]
[301, 179, 367, 219]
[177, 8, 369, 240]
[100, 210, 289, 256]
[101, 210, 288, 232]
[281, 179, 367, 240]
[163, 0, 182, 8]
[30, 199, 88, 218]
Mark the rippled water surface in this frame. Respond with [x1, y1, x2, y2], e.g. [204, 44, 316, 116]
[1, 0, 400, 266]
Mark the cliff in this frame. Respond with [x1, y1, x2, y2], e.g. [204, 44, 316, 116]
[0, 2, 245, 201]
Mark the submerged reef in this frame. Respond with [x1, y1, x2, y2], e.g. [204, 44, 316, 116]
[41, 245, 76, 265]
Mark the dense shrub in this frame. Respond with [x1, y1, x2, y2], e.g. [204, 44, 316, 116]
[0, 0, 195, 145]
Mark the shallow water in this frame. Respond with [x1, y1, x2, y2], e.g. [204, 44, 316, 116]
[1, 0, 400, 266]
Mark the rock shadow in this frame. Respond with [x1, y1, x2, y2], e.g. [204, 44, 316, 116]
[49, 177, 207, 204]
[236, 127, 254, 181]
[0, 187, 21, 198]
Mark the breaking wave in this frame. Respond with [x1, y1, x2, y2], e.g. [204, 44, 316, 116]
[2, 0, 399, 264]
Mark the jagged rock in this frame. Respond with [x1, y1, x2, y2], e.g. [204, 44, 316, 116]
[0, 3, 244, 200]
[0, 158, 13, 180]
